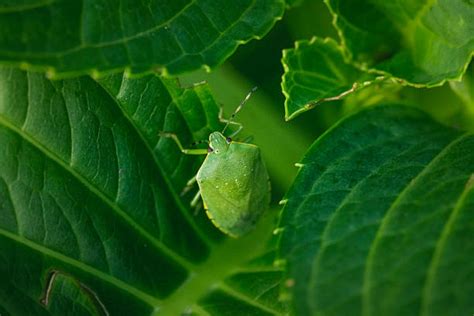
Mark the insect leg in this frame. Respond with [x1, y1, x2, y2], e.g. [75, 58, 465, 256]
[180, 174, 198, 196]
[218, 107, 244, 138]
[159, 132, 208, 155]
[240, 135, 254, 143]
[190, 190, 201, 208]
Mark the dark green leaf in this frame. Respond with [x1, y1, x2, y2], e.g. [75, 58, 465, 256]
[281, 37, 378, 120]
[326, 0, 474, 85]
[0, 68, 286, 315]
[0, 0, 284, 78]
[41, 271, 108, 316]
[277, 105, 474, 315]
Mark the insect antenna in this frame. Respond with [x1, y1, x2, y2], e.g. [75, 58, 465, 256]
[221, 86, 258, 135]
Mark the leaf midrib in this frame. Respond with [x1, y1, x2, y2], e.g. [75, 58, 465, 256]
[154, 212, 280, 315]
[0, 228, 160, 307]
[98, 76, 214, 247]
[0, 114, 195, 272]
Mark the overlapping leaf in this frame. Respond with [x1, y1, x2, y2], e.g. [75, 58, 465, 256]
[277, 105, 474, 315]
[0, 68, 286, 315]
[282, 0, 474, 119]
[281, 37, 378, 120]
[0, 0, 284, 78]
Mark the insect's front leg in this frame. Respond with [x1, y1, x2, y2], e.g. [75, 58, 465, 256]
[159, 132, 208, 155]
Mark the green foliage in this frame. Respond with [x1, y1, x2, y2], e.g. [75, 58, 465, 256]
[282, 0, 474, 118]
[0, 0, 473, 315]
[328, 0, 474, 84]
[282, 37, 377, 120]
[277, 105, 474, 316]
[0, 68, 286, 315]
[0, 0, 284, 78]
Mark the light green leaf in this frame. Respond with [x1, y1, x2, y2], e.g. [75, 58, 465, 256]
[0, 0, 284, 78]
[277, 105, 474, 315]
[281, 37, 380, 120]
[326, 0, 474, 85]
[0, 68, 287, 315]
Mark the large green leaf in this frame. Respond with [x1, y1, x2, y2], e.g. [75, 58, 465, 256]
[0, 0, 284, 78]
[0, 68, 287, 315]
[277, 105, 474, 315]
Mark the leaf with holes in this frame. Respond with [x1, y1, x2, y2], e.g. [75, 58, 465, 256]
[0, 68, 287, 315]
[0, 0, 284, 78]
[277, 105, 474, 316]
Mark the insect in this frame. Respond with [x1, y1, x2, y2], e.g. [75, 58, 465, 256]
[160, 87, 270, 237]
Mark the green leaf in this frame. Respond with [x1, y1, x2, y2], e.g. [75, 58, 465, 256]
[285, 0, 304, 9]
[450, 64, 474, 110]
[326, 0, 474, 85]
[0, 0, 284, 78]
[281, 37, 379, 120]
[41, 271, 108, 316]
[277, 105, 474, 315]
[0, 68, 287, 315]
[281, 1, 474, 119]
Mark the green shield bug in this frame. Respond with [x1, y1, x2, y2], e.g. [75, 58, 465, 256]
[160, 87, 270, 237]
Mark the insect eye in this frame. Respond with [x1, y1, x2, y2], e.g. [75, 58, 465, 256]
[207, 146, 214, 153]
[226, 137, 232, 143]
